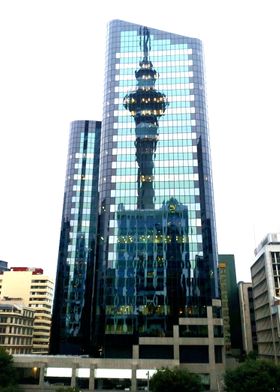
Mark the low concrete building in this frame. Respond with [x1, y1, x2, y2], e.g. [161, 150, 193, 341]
[251, 233, 280, 362]
[14, 300, 225, 391]
[0, 267, 53, 354]
[0, 298, 34, 354]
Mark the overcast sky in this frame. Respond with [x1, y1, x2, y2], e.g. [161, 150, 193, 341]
[0, 0, 279, 282]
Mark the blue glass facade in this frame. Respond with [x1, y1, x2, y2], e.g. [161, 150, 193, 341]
[51, 120, 101, 354]
[51, 20, 219, 359]
[94, 20, 219, 357]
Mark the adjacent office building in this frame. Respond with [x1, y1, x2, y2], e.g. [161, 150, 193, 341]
[51, 20, 223, 389]
[251, 233, 280, 361]
[0, 260, 8, 272]
[51, 120, 101, 354]
[218, 254, 242, 356]
[238, 281, 257, 355]
[0, 298, 34, 354]
[0, 267, 54, 354]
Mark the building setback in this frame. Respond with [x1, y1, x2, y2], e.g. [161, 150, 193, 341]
[251, 233, 280, 362]
[51, 20, 223, 390]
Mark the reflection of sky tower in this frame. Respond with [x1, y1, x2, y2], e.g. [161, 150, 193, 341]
[123, 27, 168, 209]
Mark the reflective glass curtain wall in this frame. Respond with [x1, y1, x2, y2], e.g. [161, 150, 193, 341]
[95, 20, 219, 356]
[51, 120, 101, 354]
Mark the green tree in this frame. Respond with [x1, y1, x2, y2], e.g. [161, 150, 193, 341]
[149, 367, 203, 392]
[239, 350, 258, 362]
[224, 359, 280, 392]
[1, 386, 21, 392]
[0, 348, 18, 389]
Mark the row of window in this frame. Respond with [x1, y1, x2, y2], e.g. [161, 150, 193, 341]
[107, 233, 202, 244]
[0, 316, 33, 325]
[116, 59, 193, 71]
[115, 157, 196, 166]
[108, 203, 200, 214]
[115, 123, 196, 133]
[113, 145, 197, 154]
[0, 336, 33, 345]
[114, 182, 199, 191]
[112, 159, 198, 169]
[30, 285, 53, 290]
[116, 83, 193, 94]
[115, 126, 196, 136]
[0, 325, 33, 335]
[107, 249, 203, 263]
[113, 131, 196, 143]
[116, 64, 197, 77]
[114, 94, 195, 105]
[112, 174, 197, 182]
[113, 168, 197, 177]
[115, 141, 196, 150]
[117, 77, 193, 88]
[116, 70, 193, 81]
[116, 48, 193, 58]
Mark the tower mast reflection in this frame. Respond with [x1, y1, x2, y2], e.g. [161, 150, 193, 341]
[123, 27, 168, 209]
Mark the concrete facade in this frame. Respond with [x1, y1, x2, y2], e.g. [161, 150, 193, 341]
[14, 302, 224, 391]
[0, 267, 53, 354]
[0, 299, 34, 354]
[238, 282, 257, 354]
[251, 233, 280, 362]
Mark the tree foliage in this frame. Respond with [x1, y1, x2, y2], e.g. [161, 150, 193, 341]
[149, 367, 203, 392]
[0, 386, 21, 392]
[224, 359, 280, 392]
[0, 348, 18, 388]
[239, 350, 258, 362]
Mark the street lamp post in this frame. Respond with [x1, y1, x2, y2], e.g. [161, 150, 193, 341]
[146, 371, 150, 391]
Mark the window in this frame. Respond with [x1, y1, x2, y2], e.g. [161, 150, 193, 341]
[179, 345, 209, 363]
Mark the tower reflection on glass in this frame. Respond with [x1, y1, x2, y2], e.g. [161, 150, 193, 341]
[112, 27, 188, 342]
[50, 20, 220, 365]
[123, 27, 168, 210]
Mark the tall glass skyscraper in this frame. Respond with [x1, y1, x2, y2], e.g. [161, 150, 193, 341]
[51, 21, 221, 377]
[94, 19, 219, 357]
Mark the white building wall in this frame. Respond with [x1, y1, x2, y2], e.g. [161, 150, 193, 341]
[251, 234, 280, 362]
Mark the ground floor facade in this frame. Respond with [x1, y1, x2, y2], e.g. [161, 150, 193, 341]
[14, 301, 225, 391]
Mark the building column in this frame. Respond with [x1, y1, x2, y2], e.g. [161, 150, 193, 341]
[173, 325, 179, 360]
[132, 345, 139, 360]
[39, 364, 45, 387]
[71, 363, 77, 388]
[208, 304, 221, 391]
[89, 364, 96, 391]
[131, 364, 137, 392]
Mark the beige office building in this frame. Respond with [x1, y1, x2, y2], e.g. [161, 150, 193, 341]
[0, 298, 34, 354]
[0, 267, 53, 354]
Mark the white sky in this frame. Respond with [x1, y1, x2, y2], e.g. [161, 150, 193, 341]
[0, 0, 280, 283]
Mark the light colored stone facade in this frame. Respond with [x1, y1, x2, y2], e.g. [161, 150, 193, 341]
[251, 233, 280, 362]
[0, 267, 53, 354]
[0, 299, 34, 354]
